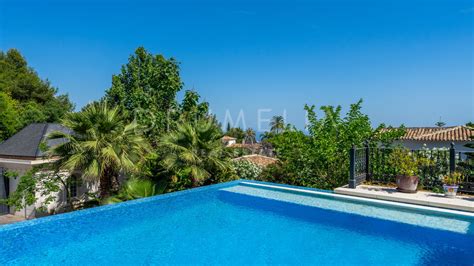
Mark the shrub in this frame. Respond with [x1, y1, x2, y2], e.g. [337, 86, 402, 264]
[232, 160, 262, 180]
[266, 100, 404, 190]
[256, 163, 289, 183]
[388, 148, 432, 176]
[104, 178, 166, 204]
[443, 172, 463, 186]
[387, 148, 419, 176]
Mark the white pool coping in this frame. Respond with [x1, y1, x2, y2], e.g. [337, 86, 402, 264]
[240, 181, 474, 218]
[334, 185, 474, 213]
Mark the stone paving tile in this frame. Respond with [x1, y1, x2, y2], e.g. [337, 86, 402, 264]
[0, 214, 25, 225]
[335, 185, 474, 212]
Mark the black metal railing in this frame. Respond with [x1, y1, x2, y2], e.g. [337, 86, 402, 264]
[349, 143, 474, 193]
[349, 145, 369, 189]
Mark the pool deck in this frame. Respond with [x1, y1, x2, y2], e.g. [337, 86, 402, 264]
[335, 185, 474, 212]
[0, 214, 25, 225]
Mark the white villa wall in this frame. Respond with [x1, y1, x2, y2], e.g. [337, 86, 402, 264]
[0, 161, 97, 219]
[393, 140, 473, 152]
[223, 139, 236, 146]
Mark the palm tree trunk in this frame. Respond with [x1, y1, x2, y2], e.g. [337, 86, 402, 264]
[99, 167, 120, 198]
[99, 172, 111, 199]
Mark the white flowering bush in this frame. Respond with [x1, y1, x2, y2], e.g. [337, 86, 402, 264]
[232, 160, 262, 180]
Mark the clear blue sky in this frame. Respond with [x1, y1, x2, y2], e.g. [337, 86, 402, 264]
[1, 0, 473, 130]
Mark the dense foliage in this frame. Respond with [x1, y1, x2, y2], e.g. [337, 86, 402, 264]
[388, 148, 428, 176]
[104, 178, 166, 204]
[263, 100, 405, 190]
[48, 102, 151, 198]
[0, 49, 74, 141]
[104, 47, 183, 143]
[179, 90, 210, 122]
[232, 160, 262, 180]
[0, 92, 20, 140]
[369, 146, 465, 191]
[159, 118, 234, 188]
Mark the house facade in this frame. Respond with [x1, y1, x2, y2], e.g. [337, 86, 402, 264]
[221, 136, 237, 146]
[0, 123, 96, 218]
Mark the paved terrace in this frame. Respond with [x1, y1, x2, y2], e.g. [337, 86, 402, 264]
[335, 185, 474, 212]
[0, 214, 25, 225]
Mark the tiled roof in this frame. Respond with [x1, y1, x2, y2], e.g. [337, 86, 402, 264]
[221, 135, 236, 141]
[393, 126, 473, 141]
[0, 123, 71, 159]
[232, 154, 278, 167]
[228, 143, 262, 149]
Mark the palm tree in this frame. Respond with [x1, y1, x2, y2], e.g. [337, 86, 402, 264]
[104, 178, 166, 204]
[244, 128, 256, 144]
[159, 118, 231, 186]
[435, 117, 446, 127]
[270, 115, 285, 134]
[48, 102, 151, 198]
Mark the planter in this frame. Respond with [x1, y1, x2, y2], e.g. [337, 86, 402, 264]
[396, 175, 419, 193]
[443, 185, 459, 198]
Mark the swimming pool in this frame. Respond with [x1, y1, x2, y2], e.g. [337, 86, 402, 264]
[0, 180, 473, 265]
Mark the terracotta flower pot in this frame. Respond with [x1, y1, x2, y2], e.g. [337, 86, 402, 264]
[396, 175, 419, 193]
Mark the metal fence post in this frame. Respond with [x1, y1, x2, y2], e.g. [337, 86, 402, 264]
[449, 142, 456, 173]
[365, 141, 370, 181]
[349, 145, 356, 188]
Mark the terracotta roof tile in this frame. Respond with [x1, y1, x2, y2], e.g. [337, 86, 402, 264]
[232, 154, 278, 167]
[221, 136, 236, 141]
[387, 126, 473, 141]
[228, 143, 262, 149]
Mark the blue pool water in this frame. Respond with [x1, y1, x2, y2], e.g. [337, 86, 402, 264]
[0, 180, 473, 265]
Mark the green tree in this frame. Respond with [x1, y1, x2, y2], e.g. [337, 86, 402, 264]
[104, 47, 183, 142]
[270, 115, 285, 134]
[178, 90, 209, 122]
[19, 101, 48, 125]
[435, 119, 446, 127]
[159, 118, 232, 187]
[0, 92, 20, 141]
[260, 131, 275, 141]
[0, 49, 74, 132]
[244, 128, 256, 144]
[0, 168, 70, 218]
[266, 100, 404, 189]
[0, 170, 37, 219]
[225, 127, 245, 143]
[48, 102, 151, 198]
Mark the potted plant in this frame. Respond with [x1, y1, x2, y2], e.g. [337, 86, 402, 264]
[388, 148, 421, 193]
[443, 172, 463, 198]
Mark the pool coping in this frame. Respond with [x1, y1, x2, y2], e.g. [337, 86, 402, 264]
[1, 179, 473, 232]
[334, 185, 474, 213]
